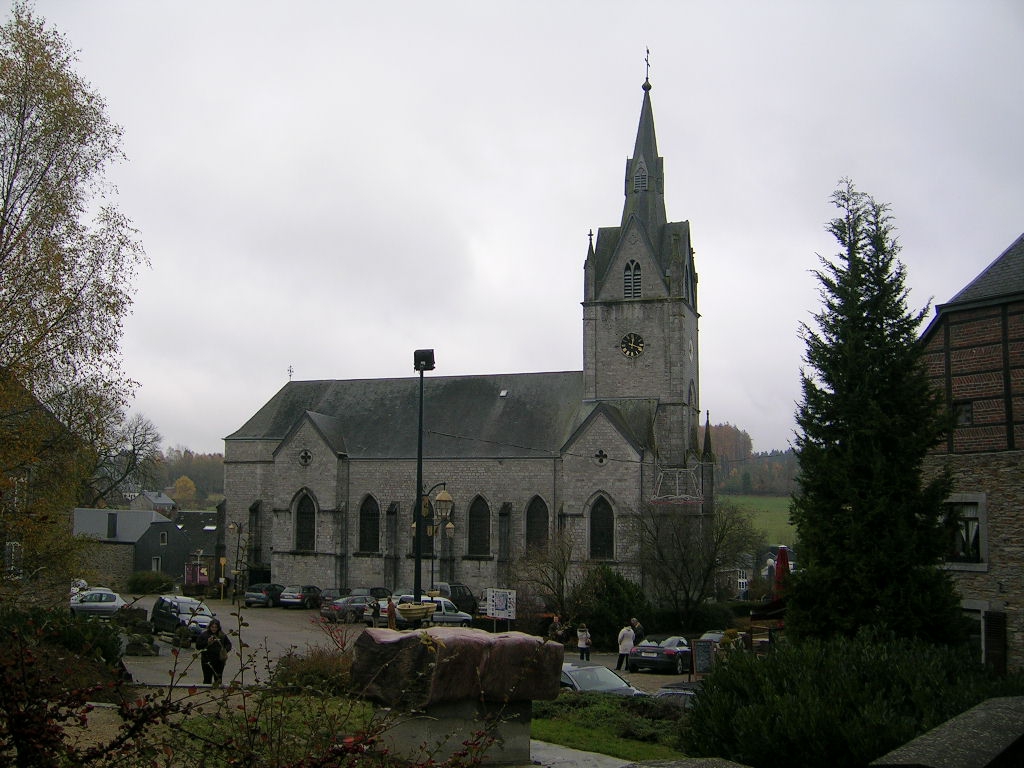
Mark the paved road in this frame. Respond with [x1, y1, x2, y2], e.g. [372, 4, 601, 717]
[123, 596, 695, 694]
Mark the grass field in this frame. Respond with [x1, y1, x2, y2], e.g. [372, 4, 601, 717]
[724, 494, 796, 546]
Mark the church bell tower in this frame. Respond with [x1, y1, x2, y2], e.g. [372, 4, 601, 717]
[582, 75, 700, 469]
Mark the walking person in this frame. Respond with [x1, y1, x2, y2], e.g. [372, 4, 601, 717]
[576, 623, 592, 661]
[615, 620, 635, 671]
[386, 596, 397, 630]
[196, 619, 232, 686]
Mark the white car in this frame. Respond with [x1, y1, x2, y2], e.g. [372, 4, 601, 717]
[366, 598, 473, 626]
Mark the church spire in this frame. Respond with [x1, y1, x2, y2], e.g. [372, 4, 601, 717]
[621, 62, 667, 234]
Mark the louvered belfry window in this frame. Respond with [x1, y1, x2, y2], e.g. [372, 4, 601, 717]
[624, 260, 642, 298]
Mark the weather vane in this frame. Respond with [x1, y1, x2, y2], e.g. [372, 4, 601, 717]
[288, 365, 294, 381]
[645, 47, 650, 81]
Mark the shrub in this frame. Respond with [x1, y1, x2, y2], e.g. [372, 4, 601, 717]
[683, 629, 1024, 768]
[569, 565, 649, 649]
[271, 646, 353, 696]
[126, 570, 177, 594]
[682, 601, 735, 634]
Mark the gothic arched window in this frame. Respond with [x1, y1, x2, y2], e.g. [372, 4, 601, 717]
[624, 260, 642, 299]
[525, 496, 549, 550]
[295, 494, 316, 551]
[590, 497, 614, 559]
[467, 496, 490, 556]
[359, 496, 380, 552]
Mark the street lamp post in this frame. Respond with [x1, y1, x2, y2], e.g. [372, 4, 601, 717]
[429, 491, 455, 590]
[228, 521, 244, 605]
[413, 349, 435, 604]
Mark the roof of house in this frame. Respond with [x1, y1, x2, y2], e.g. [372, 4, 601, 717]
[73, 508, 174, 543]
[943, 232, 1024, 307]
[138, 490, 176, 507]
[226, 370, 655, 460]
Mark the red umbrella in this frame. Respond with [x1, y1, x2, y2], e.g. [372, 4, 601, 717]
[774, 546, 791, 598]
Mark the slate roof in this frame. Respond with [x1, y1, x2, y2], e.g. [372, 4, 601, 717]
[73, 508, 173, 543]
[226, 371, 656, 461]
[943, 232, 1024, 307]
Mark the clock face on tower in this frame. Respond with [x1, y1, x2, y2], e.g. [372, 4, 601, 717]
[620, 332, 645, 358]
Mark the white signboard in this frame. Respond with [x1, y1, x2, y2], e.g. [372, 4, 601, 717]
[485, 588, 516, 620]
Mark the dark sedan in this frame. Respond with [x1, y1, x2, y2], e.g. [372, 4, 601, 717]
[244, 583, 285, 608]
[320, 595, 376, 623]
[279, 584, 322, 609]
[627, 635, 692, 674]
[560, 662, 646, 697]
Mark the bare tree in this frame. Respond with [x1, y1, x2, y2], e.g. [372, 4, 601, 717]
[638, 498, 765, 626]
[85, 412, 162, 507]
[513, 527, 579, 619]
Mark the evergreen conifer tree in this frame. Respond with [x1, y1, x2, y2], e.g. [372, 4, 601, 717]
[787, 179, 963, 644]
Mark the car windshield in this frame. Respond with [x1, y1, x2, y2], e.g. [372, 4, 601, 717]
[568, 666, 630, 692]
[284, 585, 301, 592]
[180, 602, 213, 618]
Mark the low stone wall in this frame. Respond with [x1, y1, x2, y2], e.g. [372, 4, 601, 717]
[870, 696, 1024, 768]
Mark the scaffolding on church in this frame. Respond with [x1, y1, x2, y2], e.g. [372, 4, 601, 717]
[652, 466, 703, 504]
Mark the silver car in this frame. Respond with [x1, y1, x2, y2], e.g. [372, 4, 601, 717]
[70, 589, 127, 617]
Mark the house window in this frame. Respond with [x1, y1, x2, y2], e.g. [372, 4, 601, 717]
[945, 503, 981, 563]
[467, 497, 490, 556]
[943, 494, 986, 568]
[624, 260, 642, 299]
[359, 496, 380, 552]
[151, 556, 162, 572]
[590, 497, 614, 559]
[295, 494, 316, 551]
[106, 512, 117, 539]
[954, 401, 973, 426]
[525, 497, 549, 550]
[159, 531, 168, 546]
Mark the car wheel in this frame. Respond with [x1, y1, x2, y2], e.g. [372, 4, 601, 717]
[460, 620, 471, 627]
[675, 656, 686, 675]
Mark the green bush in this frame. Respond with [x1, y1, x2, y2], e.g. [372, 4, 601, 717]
[126, 569, 177, 594]
[684, 629, 1024, 768]
[271, 646, 353, 696]
[535, 692, 685, 749]
[682, 601, 735, 634]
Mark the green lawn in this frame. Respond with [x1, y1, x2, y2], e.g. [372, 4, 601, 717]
[724, 494, 796, 546]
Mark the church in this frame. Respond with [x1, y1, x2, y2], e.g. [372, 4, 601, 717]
[222, 75, 713, 604]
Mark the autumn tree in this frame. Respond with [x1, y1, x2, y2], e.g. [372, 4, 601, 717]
[638, 498, 765, 628]
[787, 179, 963, 644]
[0, 2, 144, 596]
[170, 476, 197, 508]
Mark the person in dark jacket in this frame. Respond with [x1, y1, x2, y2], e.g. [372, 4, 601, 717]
[196, 619, 232, 686]
[630, 617, 645, 644]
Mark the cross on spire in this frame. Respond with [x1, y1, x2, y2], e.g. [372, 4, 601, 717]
[645, 47, 650, 82]
[288, 365, 294, 380]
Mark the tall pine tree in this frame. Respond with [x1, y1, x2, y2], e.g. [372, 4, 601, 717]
[787, 179, 963, 644]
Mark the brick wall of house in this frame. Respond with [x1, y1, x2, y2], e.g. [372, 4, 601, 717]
[77, 540, 135, 592]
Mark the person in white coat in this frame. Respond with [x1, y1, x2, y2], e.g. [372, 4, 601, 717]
[615, 622, 635, 670]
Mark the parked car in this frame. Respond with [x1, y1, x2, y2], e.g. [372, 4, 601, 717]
[319, 588, 345, 605]
[387, 595, 473, 627]
[70, 589, 127, 617]
[279, 585, 322, 609]
[70, 586, 115, 604]
[655, 680, 700, 708]
[434, 582, 479, 615]
[627, 634, 692, 674]
[244, 583, 285, 608]
[150, 595, 217, 643]
[559, 662, 646, 697]
[321, 595, 376, 623]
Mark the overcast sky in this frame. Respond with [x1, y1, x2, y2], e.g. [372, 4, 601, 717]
[28, 1, 1024, 455]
